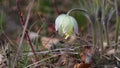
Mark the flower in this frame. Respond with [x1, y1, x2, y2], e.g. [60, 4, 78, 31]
[55, 14, 78, 39]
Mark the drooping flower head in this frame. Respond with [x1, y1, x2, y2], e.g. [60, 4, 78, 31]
[55, 14, 78, 39]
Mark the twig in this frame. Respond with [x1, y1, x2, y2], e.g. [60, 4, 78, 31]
[113, 55, 120, 61]
[25, 51, 78, 56]
[12, 0, 37, 68]
[37, 15, 46, 34]
[25, 54, 60, 68]
[51, 0, 60, 15]
[23, 47, 77, 56]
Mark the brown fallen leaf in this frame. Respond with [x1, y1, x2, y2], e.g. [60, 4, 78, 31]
[81, 46, 94, 64]
[66, 34, 77, 44]
[41, 37, 60, 49]
[46, 23, 55, 36]
[55, 53, 68, 66]
[74, 62, 92, 68]
[106, 49, 115, 56]
[0, 54, 3, 65]
[74, 46, 94, 68]
[0, 54, 8, 68]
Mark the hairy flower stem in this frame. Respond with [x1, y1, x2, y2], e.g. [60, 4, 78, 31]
[101, 0, 110, 46]
[115, 17, 120, 49]
[99, 0, 105, 53]
[104, 26, 110, 46]
[98, 22, 104, 52]
[115, 0, 120, 50]
[67, 8, 97, 46]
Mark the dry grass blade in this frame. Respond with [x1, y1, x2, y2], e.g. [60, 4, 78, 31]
[25, 55, 59, 68]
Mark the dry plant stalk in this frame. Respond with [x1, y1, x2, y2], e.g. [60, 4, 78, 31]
[12, 0, 39, 68]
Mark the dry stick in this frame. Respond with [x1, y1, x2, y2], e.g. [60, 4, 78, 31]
[51, 0, 60, 15]
[113, 55, 120, 61]
[17, 0, 37, 59]
[23, 47, 75, 55]
[37, 15, 46, 34]
[12, 0, 37, 68]
[25, 54, 60, 68]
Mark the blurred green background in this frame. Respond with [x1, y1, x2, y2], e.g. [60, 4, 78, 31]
[0, 0, 89, 38]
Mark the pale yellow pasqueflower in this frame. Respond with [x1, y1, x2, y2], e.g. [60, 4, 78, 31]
[55, 14, 78, 39]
